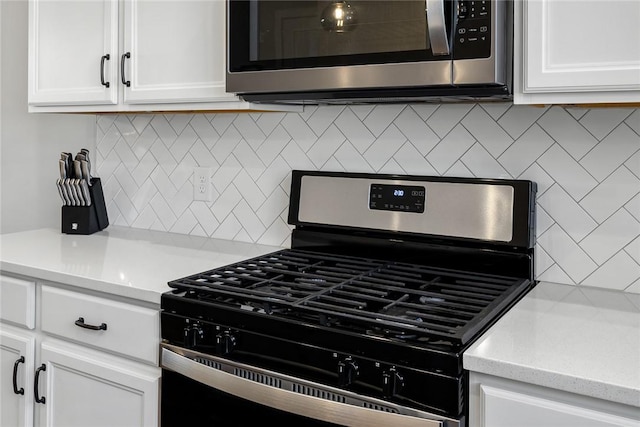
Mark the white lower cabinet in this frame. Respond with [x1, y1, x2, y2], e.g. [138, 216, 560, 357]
[37, 339, 159, 427]
[0, 327, 35, 427]
[0, 273, 161, 427]
[469, 372, 640, 427]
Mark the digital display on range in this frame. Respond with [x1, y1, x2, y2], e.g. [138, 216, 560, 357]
[369, 184, 425, 213]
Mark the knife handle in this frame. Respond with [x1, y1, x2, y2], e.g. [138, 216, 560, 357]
[73, 160, 82, 180]
[56, 179, 67, 206]
[80, 160, 92, 184]
[80, 179, 92, 206]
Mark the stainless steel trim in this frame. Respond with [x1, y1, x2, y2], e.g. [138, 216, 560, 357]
[161, 344, 460, 427]
[297, 176, 514, 242]
[453, 0, 508, 86]
[426, 0, 450, 55]
[227, 61, 452, 94]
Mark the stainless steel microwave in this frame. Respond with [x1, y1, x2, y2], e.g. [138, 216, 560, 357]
[226, 0, 512, 104]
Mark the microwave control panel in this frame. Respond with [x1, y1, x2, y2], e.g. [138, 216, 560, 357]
[453, 0, 492, 59]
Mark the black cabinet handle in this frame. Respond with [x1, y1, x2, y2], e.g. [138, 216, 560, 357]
[120, 52, 131, 87]
[75, 317, 107, 331]
[12, 356, 25, 395]
[34, 364, 46, 404]
[100, 54, 110, 88]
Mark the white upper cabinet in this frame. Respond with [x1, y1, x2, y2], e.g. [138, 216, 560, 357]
[122, 0, 233, 104]
[515, 0, 640, 104]
[28, 0, 119, 106]
[28, 0, 297, 112]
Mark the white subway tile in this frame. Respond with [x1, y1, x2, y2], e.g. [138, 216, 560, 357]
[537, 145, 597, 200]
[426, 104, 473, 139]
[497, 105, 548, 139]
[363, 104, 405, 137]
[580, 124, 640, 181]
[364, 125, 406, 170]
[334, 108, 375, 154]
[579, 108, 634, 140]
[307, 124, 346, 168]
[498, 124, 554, 177]
[582, 251, 640, 291]
[580, 209, 640, 264]
[538, 224, 598, 283]
[537, 107, 598, 159]
[580, 167, 640, 223]
[462, 106, 513, 157]
[394, 107, 440, 156]
[460, 143, 510, 179]
[426, 124, 475, 174]
[538, 184, 597, 242]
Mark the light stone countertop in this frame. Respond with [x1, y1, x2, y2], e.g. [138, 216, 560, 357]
[2, 227, 638, 408]
[0, 226, 284, 305]
[464, 281, 640, 408]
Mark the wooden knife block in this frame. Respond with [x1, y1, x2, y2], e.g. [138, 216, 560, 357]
[61, 178, 109, 235]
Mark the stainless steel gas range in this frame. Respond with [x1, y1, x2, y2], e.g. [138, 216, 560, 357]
[159, 170, 537, 426]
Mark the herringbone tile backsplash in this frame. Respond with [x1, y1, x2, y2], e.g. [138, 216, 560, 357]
[96, 104, 640, 293]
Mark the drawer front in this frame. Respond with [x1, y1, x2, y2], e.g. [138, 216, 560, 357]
[0, 275, 36, 329]
[41, 285, 159, 365]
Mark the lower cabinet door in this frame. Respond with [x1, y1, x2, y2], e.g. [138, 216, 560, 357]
[0, 327, 35, 427]
[37, 339, 160, 427]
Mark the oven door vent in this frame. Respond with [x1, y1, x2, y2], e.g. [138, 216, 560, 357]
[292, 384, 347, 403]
[194, 357, 222, 370]
[234, 368, 282, 388]
[363, 402, 400, 413]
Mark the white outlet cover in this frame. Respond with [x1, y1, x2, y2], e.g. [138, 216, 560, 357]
[193, 167, 212, 201]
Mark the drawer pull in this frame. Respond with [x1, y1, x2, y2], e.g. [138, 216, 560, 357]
[75, 317, 107, 331]
[34, 364, 46, 404]
[120, 52, 131, 87]
[100, 53, 110, 88]
[13, 356, 25, 395]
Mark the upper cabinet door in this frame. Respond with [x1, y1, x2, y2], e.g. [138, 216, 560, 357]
[122, 0, 237, 104]
[28, 0, 119, 106]
[515, 0, 640, 104]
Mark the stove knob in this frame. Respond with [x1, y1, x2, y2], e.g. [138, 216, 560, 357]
[215, 331, 236, 356]
[337, 357, 358, 387]
[382, 367, 404, 398]
[183, 323, 204, 349]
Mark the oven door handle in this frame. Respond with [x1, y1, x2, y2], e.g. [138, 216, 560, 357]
[161, 346, 454, 427]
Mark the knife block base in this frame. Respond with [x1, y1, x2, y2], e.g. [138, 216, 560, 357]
[61, 178, 109, 235]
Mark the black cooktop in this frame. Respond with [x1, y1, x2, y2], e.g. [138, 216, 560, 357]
[167, 248, 533, 348]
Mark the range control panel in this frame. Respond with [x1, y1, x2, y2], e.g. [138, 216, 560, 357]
[454, 0, 492, 59]
[369, 184, 425, 213]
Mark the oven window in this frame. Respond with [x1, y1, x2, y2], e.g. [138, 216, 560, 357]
[229, 0, 453, 71]
[161, 370, 342, 426]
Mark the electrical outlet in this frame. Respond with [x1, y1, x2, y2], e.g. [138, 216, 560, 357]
[193, 167, 212, 201]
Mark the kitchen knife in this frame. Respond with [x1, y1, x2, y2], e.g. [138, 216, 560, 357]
[80, 159, 92, 185]
[80, 148, 91, 173]
[66, 178, 78, 206]
[56, 179, 67, 205]
[72, 160, 86, 205]
[73, 160, 83, 180]
[80, 179, 92, 206]
[63, 152, 73, 178]
[75, 178, 85, 206]
[60, 162, 79, 206]
[58, 159, 72, 206]
[59, 181, 71, 206]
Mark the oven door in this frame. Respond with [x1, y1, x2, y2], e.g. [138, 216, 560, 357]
[160, 344, 461, 427]
[226, 0, 455, 95]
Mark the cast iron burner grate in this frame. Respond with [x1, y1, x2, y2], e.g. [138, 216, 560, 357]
[168, 248, 530, 346]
